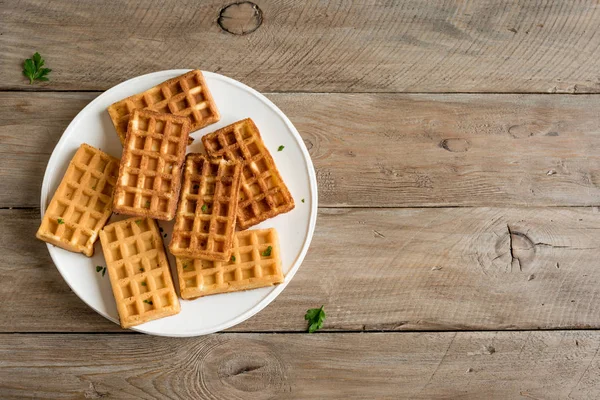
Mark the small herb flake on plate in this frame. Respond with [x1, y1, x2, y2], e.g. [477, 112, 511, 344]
[57, 218, 64, 224]
[261, 246, 272, 257]
[301, 198, 305, 203]
[201, 204, 208, 213]
[96, 266, 103, 272]
[143, 299, 153, 305]
[231, 255, 236, 262]
[278, 145, 285, 151]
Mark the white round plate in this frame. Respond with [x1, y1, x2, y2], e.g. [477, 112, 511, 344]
[40, 70, 317, 337]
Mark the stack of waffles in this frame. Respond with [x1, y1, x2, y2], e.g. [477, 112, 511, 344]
[169, 154, 286, 299]
[36, 70, 295, 329]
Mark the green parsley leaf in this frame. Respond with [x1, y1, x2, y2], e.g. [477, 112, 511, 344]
[261, 246, 272, 257]
[23, 52, 52, 84]
[144, 299, 153, 305]
[301, 198, 305, 203]
[135, 220, 142, 225]
[96, 266, 103, 272]
[183, 263, 188, 269]
[102, 267, 107, 277]
[278, 145, 285, 152]
[305, 305, 326, 333]
[144, 200, 151, 208]
[57, 218, 64, 224]
[141, 282, 147, 286]
[231, 255, 236, 262]
[201, 204, 208, 213]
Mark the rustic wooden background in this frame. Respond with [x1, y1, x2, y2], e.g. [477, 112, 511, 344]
[2, 0, 600, 398]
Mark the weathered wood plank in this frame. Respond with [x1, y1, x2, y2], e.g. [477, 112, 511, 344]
[1, 331, 599, 399]
[0, 209, 118, 332]
[3, 92, 600, 208]
[3, 0, 600, 92]
[0, 93, 90, 208]
[4, 207, 600, 332]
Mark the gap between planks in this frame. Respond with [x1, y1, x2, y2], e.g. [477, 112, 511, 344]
[5, 90, 600, 95]
[9, 327, 600, 335]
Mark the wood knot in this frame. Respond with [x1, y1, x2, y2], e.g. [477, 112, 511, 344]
[303, 138, 314, 150]
[218, 2, 263, 35]
[439, 138, 470, 152]
[217, 352, 284, 394]
[504, 225, 535, 271]
[200, 338, 286, 397]
[507, 123, 552, 139]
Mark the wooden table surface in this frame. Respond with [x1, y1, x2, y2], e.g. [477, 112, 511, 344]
[3, 1, 600, 398]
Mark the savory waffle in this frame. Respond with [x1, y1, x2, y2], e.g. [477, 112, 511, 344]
[202, 118, 294, 229]
[113, 109, 190, 221]
[107, 70, 220, 145]
[36, 143, 119, 256]
[170, 154, 242, 261]
[175, 228, 284, 299]
[99, 217, 180, 328]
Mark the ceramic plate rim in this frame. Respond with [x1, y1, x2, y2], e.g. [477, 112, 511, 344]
[40, 69, 318, 337]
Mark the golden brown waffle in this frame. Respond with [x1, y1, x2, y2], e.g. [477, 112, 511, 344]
[170, 154, 242, 261]
[107, 70, 220, 145]
[99, 217, 180, 328]
[113, 110, 190, 221]
[36, 144, 119, 256]
[175, 228, 284, 299]
[202, 118, 294, 229]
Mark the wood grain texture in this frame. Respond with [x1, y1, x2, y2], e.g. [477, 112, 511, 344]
[0, 92, 91, 208]
[3, 92, 600, 208]
[3, 0, 600, 92]
[5, 2, 600, 397]
[5, 207, 600, 332]
[1, 331, 600, 399]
